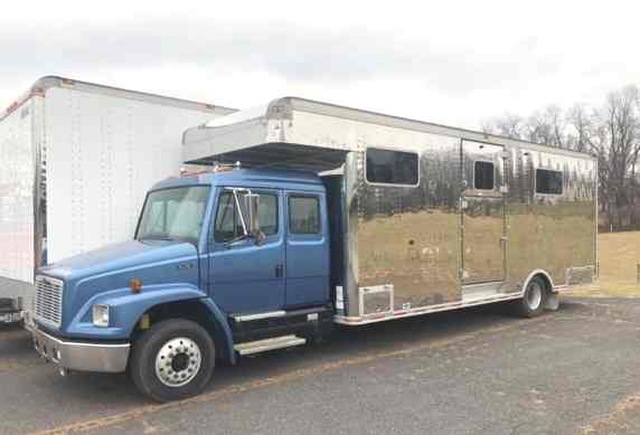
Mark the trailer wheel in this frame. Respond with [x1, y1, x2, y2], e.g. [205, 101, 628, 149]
[517, 276, 547, 318]
[129, 318, 215, 402]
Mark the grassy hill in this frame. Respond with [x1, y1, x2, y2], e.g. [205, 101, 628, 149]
[572, 231, 640, 297]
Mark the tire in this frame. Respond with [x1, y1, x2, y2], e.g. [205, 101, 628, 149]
[517, 276, 547, 318]
[129, 319, 215, 402]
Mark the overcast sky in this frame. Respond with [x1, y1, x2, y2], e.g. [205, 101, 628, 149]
[1, 0, 639, 129]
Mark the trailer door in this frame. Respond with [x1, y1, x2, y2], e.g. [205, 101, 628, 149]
[461, 141, 506, 284]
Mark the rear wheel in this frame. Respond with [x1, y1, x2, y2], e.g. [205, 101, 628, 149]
[129, 319, 215, 402]
[517, 276, 547, 317]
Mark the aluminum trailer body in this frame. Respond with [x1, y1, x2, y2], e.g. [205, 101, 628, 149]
[0, 76, 235, 324]
[183, 97, 597, 325]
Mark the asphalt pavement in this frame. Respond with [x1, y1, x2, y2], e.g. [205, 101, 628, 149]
[2, 297, 640, 434]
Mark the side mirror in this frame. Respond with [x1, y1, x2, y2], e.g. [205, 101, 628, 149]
[242, 192, 261, 236]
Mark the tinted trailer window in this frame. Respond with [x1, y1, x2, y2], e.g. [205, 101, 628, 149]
[366, 148, 419, 186]
[536, 169, 563, 195]
[474, 161, 495, 190]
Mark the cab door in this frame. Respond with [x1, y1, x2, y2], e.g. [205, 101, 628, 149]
[284, 191, 330, 308]
[461, 141, 507, 284]
[208, 188, 285, 314]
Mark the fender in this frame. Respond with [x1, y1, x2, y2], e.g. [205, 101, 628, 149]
[520, 269, 555, 295]
[64, 283, 235, 364]
[199, 297, 236, 364]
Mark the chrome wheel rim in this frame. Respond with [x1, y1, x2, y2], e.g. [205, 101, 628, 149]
[526, 281, 543, 310]
[155, 337, 202, 387]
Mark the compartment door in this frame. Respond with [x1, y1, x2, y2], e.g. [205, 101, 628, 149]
[461, 141, 507, 284]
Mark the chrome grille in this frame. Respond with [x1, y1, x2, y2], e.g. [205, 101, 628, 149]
[34, 275, 64, 328]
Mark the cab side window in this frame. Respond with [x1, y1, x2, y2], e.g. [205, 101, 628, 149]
[289, 195, 320, 234]
[213, 192, 243, 243]
[256, 194, 278, 236]
[213, 191, 279, 243]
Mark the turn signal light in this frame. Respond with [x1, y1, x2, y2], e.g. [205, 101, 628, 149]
[130, 278, 143, 294]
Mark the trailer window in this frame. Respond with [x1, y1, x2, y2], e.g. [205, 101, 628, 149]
[536, 169, 563, 195]
[474, 161, 495, 190]
[366, 148, 419, 186]
[214, 191, 278, 243]
[289, 195, 321, 234]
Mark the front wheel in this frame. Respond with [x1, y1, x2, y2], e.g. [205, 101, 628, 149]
[517, 277, 547, 318]
[129, 319, 215, 402]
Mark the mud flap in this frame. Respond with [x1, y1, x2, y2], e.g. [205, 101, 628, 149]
[545, 292, 560, 311]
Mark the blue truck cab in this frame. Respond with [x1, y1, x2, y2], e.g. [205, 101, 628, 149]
[32, 166, 336, 401]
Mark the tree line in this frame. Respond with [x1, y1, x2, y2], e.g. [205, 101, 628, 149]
[482, 85, 640, 232]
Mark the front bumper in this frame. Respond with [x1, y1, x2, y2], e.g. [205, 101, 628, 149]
[32, 327, 130, 373]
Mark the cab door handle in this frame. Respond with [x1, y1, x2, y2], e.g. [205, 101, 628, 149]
[275, 264, 284, 278]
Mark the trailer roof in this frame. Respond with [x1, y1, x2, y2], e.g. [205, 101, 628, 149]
[183, 96, 595, 170]
[271, 97, 594, 158]
[1, 76, 237, 122]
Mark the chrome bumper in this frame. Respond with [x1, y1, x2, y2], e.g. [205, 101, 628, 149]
[32, 328, 130, 373]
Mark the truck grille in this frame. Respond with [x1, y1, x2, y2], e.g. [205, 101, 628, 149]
[34, 275, 64, 328]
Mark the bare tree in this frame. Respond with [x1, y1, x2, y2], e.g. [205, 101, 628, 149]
[482, 114, 526, 140]
[600, 85, 640, 228]
[482, 85, 640, 231]
[526, 105, 565, 147]
[566, 104, 594, 152]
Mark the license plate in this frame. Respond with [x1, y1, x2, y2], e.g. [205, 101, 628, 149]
[0, 312, 20, 323]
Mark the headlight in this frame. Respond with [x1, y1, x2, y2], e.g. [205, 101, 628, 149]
[92, 304, 110, 327]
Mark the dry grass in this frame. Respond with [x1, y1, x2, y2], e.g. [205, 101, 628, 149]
[569, 231, 640, 297]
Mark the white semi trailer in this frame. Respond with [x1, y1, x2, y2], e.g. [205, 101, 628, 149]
[0, 76, 235, 325]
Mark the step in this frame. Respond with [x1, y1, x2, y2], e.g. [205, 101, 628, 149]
[234, 335, 307, 356]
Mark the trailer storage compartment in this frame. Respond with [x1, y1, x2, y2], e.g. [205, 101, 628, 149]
[0, 76, 236, 324]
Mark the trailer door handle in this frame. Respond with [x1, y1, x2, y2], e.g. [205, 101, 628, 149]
[275, 264, 284, 278]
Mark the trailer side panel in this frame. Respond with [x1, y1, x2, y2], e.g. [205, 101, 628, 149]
[0, 100, 35, 284]
[43, 86, 224, 263]
[506, 148, 596, 289]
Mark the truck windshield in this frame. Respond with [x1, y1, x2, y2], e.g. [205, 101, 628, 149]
[136, 186, 211, 245]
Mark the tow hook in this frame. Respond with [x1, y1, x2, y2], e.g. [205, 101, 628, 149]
[58, 367, 69, 377]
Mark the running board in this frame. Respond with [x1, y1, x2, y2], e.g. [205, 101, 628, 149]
[234, 335, 307, 356]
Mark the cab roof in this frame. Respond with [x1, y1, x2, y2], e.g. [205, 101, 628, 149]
[151, 167, 324, 192]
